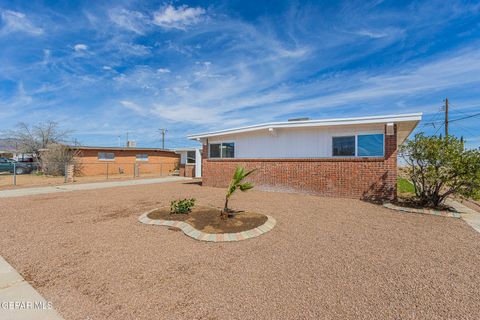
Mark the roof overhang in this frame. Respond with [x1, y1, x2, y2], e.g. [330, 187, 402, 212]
[188, 113, 423, 144]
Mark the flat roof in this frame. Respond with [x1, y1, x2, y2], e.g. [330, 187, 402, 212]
[188, 113, 422, 140]
[69, 146, 174, 152]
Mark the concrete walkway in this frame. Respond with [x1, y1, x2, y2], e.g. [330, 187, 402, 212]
[446, 199, 480, 233]
[0, 256, 63, 320]
[0, 177, 191, 198]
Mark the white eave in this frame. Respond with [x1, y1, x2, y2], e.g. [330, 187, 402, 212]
[187, 113, 423, 140]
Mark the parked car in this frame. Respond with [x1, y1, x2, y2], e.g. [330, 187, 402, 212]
[0, 157, 35, 174]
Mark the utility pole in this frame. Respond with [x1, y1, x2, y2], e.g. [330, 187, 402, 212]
[159, 129, 167, 149]
[445, 97, 449, 142]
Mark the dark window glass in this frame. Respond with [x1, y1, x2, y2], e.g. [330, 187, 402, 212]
[358, 134, 384, 157]
[209, 144, 221, 158]
[222, 143, 235, 158]
[332, 136, 355, 156]
[186, 151, 196, 164]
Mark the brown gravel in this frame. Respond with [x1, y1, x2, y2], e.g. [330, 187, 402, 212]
[0, 181, 479, 320]
[147, 206, 268, 233]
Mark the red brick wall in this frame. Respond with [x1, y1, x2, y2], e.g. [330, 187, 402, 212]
[179, 164, 195, 177]
[201, 125, 397, 200]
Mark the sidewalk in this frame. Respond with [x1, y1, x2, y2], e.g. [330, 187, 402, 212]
[0, 176, 191, 198]
[0, 256, 63, 320]
[446, 199, 480, 233]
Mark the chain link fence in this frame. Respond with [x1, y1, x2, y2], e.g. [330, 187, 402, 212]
[0, 161, 180, 188]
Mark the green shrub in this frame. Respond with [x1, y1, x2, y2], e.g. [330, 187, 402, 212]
[170, 198, 195, 214]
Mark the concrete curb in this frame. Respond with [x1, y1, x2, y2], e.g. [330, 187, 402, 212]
[383, 202, 461, 218]
[0, 256, 63, 320]
[138, 209, 276, 242]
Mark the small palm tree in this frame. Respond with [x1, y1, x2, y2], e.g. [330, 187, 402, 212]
[222, 166, 256, 218]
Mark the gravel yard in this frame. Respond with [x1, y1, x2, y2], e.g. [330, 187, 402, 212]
[0, 180, 479, 319]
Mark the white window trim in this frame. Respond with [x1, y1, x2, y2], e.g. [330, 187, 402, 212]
[332, 133, 385, 158]
[98, 152, 115, 161]
[209, 141, 235, 159]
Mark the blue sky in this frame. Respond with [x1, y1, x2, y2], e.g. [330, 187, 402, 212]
[1, 0, 480, 149]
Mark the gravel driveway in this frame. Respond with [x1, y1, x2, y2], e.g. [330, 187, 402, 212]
[0, 181, 479, 319]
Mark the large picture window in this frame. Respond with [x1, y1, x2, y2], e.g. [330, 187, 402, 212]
[186, 151, 196, 164]
[358, 134, 384, 157]
[332, 136, 355, 156]
[209, 142, 235, 158]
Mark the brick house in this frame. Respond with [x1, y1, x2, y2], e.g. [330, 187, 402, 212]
[188, 113, 422, 199]
[71, 146, 180, 177]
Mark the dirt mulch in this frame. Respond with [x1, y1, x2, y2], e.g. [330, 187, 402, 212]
[392, 195, 454, 211]
[1, 181, 480, 320]
[147, 206, 268, 233]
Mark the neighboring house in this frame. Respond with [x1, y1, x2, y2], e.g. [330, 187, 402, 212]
[71, 146, 180, 176]
[188, 113, 422, 199]
[0, 139, 33, 161]
[174, 147, 202, 178]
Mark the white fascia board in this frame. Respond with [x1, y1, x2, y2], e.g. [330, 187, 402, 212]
[187, 113, 423, 140]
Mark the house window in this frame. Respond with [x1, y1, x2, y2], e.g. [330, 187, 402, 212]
[136, 154, 148, 161]
[221, 142, 235, 158]
[358, 134, 384, 157]
[332, 136, 355, 156]
[98, 152, 115, 161]
[186, 151, 196, 164]
[209, 142, 235, 158]
[209, 144, 221, 158]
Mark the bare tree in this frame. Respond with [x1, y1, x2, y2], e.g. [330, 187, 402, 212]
[5, 121, 72, 158]
[41, 144, 83, 176]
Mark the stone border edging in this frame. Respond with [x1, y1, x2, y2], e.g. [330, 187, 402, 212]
[383, 202, 461, 218]
[138, 209, 276, 242]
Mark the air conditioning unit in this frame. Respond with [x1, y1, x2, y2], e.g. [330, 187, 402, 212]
[126, 140, 137, 147]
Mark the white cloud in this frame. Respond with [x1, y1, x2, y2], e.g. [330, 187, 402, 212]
[0, 10, 43, 36]
[153, 5, 206, 30]
[157, 68, 171, 73]
[102, 66, 112, 70]
[74, 43, 88, 51]
[119, 100, 145, 114]
[108, 8, 148, 35]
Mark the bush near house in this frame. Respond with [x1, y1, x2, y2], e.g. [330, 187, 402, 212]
[399, 133, 480, 207]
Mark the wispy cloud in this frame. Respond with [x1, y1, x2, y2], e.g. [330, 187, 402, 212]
[0, 10, 43, 36]
[153, 4, 206, 30]
[1, 0, 480, 148]
[108, 8, 149, 35]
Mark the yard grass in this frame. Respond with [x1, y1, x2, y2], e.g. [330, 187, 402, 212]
[1, 181, 479, 319]
[398, 177, 415, 194]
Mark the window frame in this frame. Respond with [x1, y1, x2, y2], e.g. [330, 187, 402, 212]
[135, 154, 149, 162]
[357, 133, 385, 157]
[209, 141, 235, 159]
[186, 150, 196, 164]
[98, 152, 115, 161]
[331, 133, 385, 158]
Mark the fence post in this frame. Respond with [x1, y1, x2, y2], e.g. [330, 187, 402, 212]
[13, 162, 16, 186]
[160, 163, 163, 176]
[64, 163, 67, 183]
[106, 163, 109, 180]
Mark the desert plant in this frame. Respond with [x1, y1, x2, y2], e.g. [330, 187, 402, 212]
[399, 133, 480, 207]
[222, 166, 256, 218]
[41, 143, 83, 176]
[170, 198, 196, 214]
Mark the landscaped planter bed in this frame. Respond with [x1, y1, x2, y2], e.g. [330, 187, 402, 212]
[147, 206, 268, 233]
[139, 206, 275, 242]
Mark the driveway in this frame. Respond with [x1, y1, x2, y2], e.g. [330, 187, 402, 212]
[0, 181, 479, 319]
